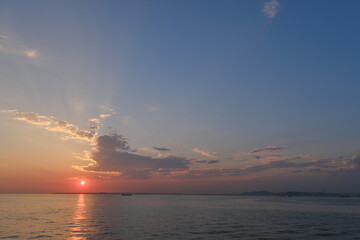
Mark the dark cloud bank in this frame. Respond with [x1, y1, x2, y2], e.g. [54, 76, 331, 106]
[81, 133, 360, 193]
[86, 134, 190, 178]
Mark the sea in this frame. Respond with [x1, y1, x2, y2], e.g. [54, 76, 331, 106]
[1, 194, 360, 239]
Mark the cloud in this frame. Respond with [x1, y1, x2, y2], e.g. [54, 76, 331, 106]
[263, 0, 279, 18]
[152, 147, 171, 152]
[175, 154, 360, 179]
[100, 114, 111, 118]
[98, 108, 116, 119]
[24, 49, 38, 58]
[195, 160, 220, 164]
[235, 146, 311, 166]
[138, 147, 171, 158]
[97, 134, 130, 151]
[0, 33, 9, 39]
[193, 148, 218, 159]
[15, 112, 52, 126]
[78, 133, 190, 178]
[0, 109, 17, 113]
[88, 118, 101, 124]
[250, 145, 287, 153]
[75, 137, 358, 180]
[72, 150, 121, 176]
[0, 33, 39, 59]
[1, 110, 103, 143]
[3, 108, 360, 188]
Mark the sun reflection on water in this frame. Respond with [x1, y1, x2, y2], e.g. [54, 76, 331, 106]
[68, 194, 91, 240]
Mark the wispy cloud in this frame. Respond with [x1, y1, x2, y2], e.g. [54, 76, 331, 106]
[88, 118, 101, 124]
[176, 155, 360, 179]
[0, 33, 9, 39]
[98, 108, 116, 119]
[0, 33, 39, 59]
[231, 145, 288, 165]
[138, 147, 171, 158]
[24, 49, 38, 58]
[100, 114, 111, 118]
[263, 0, 279, 19]
[0, 109, 113, 143]
[193, 148, 218, 159]
[0, 109, 17, 113]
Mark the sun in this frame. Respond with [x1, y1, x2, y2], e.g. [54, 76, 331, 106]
[81, 180, 86, 185]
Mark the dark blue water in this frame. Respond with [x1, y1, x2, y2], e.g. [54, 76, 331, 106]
[1, 194, 360, 239]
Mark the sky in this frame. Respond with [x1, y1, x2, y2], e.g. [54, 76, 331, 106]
[1, 0, 360, 194]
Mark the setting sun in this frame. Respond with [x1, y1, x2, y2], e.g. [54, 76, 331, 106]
[81, 181, 86, 185]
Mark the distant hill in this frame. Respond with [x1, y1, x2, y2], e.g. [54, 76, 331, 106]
[240, 191, 359, 198]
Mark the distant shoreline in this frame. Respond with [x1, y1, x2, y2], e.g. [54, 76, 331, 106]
[52, 191, 360, 198]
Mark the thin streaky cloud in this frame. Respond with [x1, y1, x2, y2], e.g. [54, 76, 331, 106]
[193, 148, 218, 159]
[175, 155, 360, 179]
[100, 114, 111, 118]
[99, 107, 116, 118]
[0, 109, 17, 113]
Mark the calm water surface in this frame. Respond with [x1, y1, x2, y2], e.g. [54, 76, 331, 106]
[1, 194, 360, 239]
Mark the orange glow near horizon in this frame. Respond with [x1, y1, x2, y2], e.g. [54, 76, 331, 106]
[81, 180, 86, 185]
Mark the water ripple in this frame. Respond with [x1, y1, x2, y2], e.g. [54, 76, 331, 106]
[1, 194, 360, 239]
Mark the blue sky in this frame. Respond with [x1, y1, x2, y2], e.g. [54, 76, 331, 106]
[1, 0, 360, 193]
